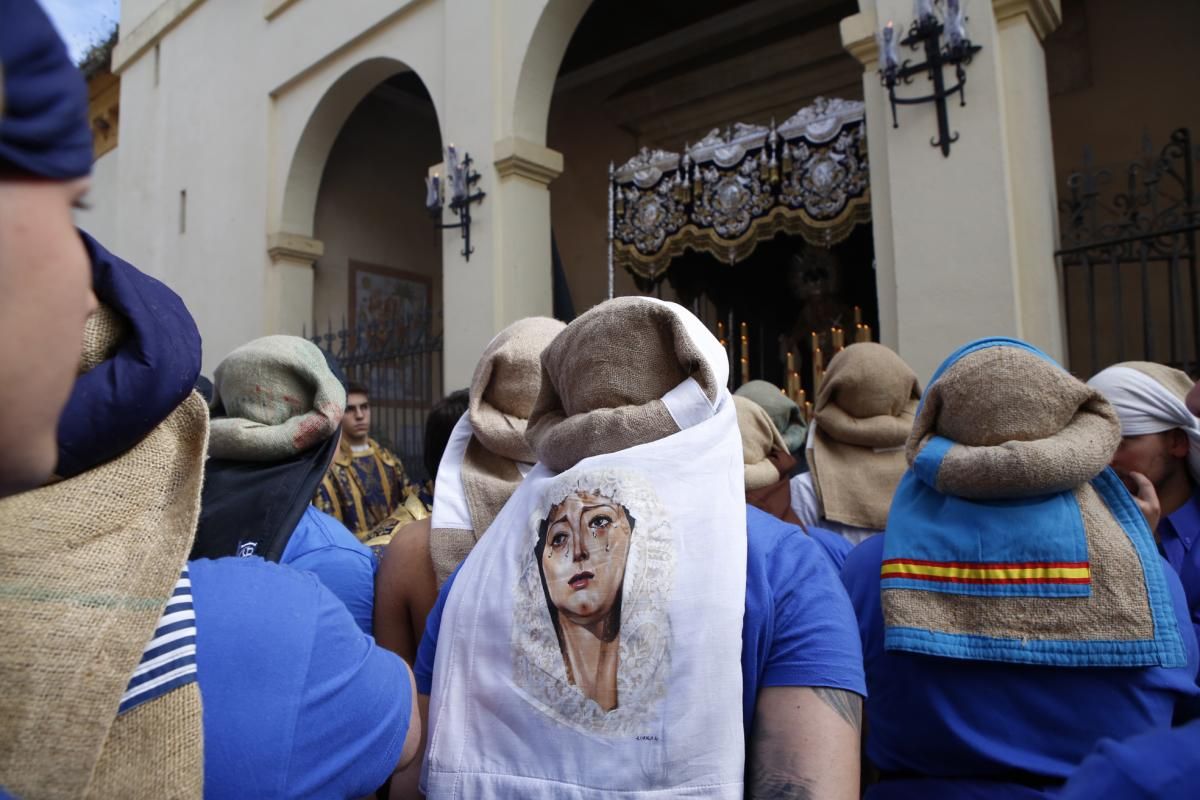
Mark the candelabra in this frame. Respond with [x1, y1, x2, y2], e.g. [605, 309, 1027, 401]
[878, 0, 982, 157]
[425, 143, 486, 260]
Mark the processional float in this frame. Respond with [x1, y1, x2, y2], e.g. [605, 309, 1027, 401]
[606, 97, 874, 415]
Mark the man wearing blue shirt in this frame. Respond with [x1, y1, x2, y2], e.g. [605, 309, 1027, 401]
[842, 534, 1199, 798]
[193, 335, 379, 634]
[192, 556, 418, 797]
[1090, 362, 1200, 644]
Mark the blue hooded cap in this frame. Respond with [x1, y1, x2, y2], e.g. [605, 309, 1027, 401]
[56, 232, 203, 478]
[0, 0, 93, 178]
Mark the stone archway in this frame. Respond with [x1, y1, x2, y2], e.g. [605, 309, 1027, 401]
[268, 56, 442, 336]
[280, 57, 439, 239]
[508, 0, 593, 146]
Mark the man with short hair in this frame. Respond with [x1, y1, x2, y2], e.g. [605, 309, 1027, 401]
[1090, 361, 1200, 643]
[316, 380, 423, 538]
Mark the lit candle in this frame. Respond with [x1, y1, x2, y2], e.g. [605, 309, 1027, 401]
[424, 173, 441, 211]
[786, 351, 795, 374]
[854, 305, 862, 326]
[879, 20, 899, 71]
[946, 0, 967, 47]
[446, 143, 467, 202]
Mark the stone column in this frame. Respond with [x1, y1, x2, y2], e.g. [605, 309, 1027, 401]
[265, 232, 323, 336]
[840, 0, 1064, 381]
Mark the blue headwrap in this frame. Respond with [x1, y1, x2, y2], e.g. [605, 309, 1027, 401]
[56, 232, 203, 478]
[0, 0, 93, 178]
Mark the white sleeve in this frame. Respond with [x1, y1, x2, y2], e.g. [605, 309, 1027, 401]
[789, 472, 822, 527]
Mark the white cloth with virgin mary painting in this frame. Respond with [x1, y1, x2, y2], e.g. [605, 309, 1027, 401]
[424, 298, 748, 799]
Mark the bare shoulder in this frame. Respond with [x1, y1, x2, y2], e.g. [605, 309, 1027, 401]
[379, 517, 434, 594]
[375, 517, 437, 663]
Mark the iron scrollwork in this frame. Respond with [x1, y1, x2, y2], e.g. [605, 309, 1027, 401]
[1056, 128, 1200, 375]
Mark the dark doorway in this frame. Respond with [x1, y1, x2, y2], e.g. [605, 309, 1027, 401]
[650, 225, 878, 395]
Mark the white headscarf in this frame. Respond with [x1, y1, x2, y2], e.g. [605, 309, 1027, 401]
[1088, 363, 1200, 482]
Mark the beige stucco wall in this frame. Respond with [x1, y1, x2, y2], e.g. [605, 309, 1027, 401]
[94, 0, 1087, 385]
[107, 0, 578, 381]
[114, 0, 274, 374]
[842, 0, 1065, 382]
[75, 149, 120, 247]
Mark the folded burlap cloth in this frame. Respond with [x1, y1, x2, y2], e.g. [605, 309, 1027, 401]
[735, 395, 802, 524]
[192, 335, 346, 561]
[430, 317, 565, 585]
[0, 305, 207, 797]
[807, 342, 920, 530]
[881, 337, 1186, 668]
[735, 379, 808, 454]
[426, 297, 748, 797]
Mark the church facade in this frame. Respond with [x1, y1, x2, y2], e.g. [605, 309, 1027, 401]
[78, 0, 1200, 392]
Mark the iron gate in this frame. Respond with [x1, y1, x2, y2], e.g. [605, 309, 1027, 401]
[308, 311, 443, 482]
[1057, 128, 1200, 377]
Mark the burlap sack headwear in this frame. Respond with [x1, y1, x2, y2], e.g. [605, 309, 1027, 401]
[808, 342, 920, 529]
[0, 307, 208, 797]
[429, 317, 564, 584]
[527, 296, 720, 471]
[735, 395, 790, 490]
[881, 338, 1187, 668]
[735, 380, 807, 454]
[208, 335, 345, 461]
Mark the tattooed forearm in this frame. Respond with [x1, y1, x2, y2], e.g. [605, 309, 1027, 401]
[812, 687, 863, 733]
[748, 757, 815, 800]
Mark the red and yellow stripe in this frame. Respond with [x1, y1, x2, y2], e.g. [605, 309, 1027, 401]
[881, 558, 1091, 585]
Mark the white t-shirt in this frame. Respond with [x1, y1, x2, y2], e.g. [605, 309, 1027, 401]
[789, 471, 879, 546]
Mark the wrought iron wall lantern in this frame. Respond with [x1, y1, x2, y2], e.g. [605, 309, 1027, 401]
[878, 0, 982, 157]
[425, 143, 486, 260]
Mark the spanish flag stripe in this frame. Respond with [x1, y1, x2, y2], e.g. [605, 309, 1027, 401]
[882, 559, 1090, 584]
[881, 558, 1089, 570]
[881, 572, 1092, 586]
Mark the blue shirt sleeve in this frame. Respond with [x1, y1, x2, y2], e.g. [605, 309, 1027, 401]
[760, 522, 866, 695]
[281, 506, 377, 634]
[288, 571, 413, 798]
[415, 565, 459, 695]
[190, 557, 411, 799]
[1057, 718, 1200, 800]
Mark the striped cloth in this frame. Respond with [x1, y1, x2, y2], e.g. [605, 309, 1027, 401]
[119, 568, 198, 714]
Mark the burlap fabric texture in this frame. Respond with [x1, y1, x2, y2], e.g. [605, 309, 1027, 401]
[527, 296, 720, 472]
[1124, 361, 1195, 401]
[907, 346, 1119, 499]
[735, 379, 807, 454]
[431, 317, 564, 584]
[884, 343, 1184, 664]
[735, 395, 790, 490]
[208, 335, 345, 461]
[808, 342, 919, 529]
[0, 306, 207, 798]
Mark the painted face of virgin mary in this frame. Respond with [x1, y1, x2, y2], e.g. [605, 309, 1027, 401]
[541, 491, 633, 627]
